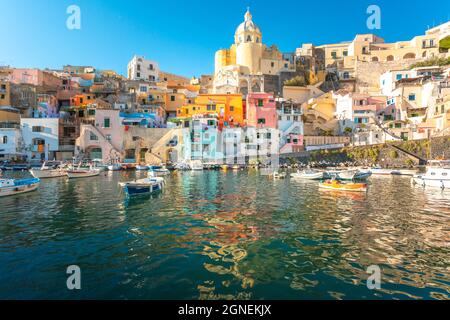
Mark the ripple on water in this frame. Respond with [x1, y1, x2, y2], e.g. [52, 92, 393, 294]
[0, 171, 449, 299]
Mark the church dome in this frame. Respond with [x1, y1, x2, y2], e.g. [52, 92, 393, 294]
[235, 9, 261, 37]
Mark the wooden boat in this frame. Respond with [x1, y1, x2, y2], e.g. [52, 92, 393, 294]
[119, 173, 165, 197]
[291, 169, 323, 180]
[319, 180, 368, 192]
[29, 162, 66, 179]
[67, 166, 101, 179]
[0, 177, 40, 197]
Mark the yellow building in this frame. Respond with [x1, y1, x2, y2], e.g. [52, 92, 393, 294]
[177, 94, 244, 128]
[213, 9, 294, 94]
[0, 80, 11, 106]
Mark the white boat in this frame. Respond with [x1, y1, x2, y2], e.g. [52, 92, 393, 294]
[136, 165, 149, 171]
[0, 177, 40, 197]
[67, 165, 101, 179]
[150, 166, 170, 176]
[30, 162, 66, 179]
[119, 172, 165, 196]
[107, 163, 122, 171]
[291, 169, 324, 180]
[271, 171, 286, 179]
[370, 167, 395, 175]
[391, 169, 418, 176]
[190, 160, 203, 171]
[412, 160, 450, 189]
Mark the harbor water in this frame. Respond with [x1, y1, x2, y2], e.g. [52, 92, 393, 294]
[0, 170, 449, 299]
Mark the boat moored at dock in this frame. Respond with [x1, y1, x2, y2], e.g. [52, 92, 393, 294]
[29, 162, 66, 179]
[119, 172, 165, 197]
[0, 177, 40, 197]
[291, 169, 324, 180]
[319, 179, 368, 192]
[412, 160, 450, 189]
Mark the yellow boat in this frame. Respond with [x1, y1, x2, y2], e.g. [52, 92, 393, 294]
[319, 180, 367, 192]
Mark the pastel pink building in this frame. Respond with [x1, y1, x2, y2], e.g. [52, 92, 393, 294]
[246, 93, 278, 128]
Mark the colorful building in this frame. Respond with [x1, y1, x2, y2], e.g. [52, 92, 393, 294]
[246, 93, 277, 128]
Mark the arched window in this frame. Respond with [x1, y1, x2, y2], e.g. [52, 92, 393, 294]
[246, 35, 252, 42]
[403, 53, 416, 59]
[256, 37, 260, 43]
[422, 51, 427, 58]
[2, 136, 7, 144]
[386, 55, 394, 62]
[371, 56, 379, 62]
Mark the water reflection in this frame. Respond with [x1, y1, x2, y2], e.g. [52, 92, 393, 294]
[0, 171, 448, 299]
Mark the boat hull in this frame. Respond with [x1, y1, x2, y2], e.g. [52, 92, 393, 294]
[67, 170, 100, 179]
[120, 177, 164, 196]
[291, 172, 323, 180]
[0, 178, 40, 197]
[412, 176, 450, 189]
[319, 181, 367, 192]
[30, 169, 66, 179]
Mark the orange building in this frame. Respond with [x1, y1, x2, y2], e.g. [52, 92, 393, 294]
[70, 93, 95, 107]
[177, 94, 244, 129]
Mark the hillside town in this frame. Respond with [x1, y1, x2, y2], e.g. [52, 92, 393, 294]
[1, 10, 450, 167]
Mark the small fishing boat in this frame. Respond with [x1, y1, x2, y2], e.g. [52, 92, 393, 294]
[119, 172, 165, 197]
[325, 169, 371, 181]
[0, 177, 40, 197]
[150, 166, 170, 176]
[319, 180, 368, 192]
[271, 171, 287, 179]
[391, 169, 418, 176]
[29, 162, 66, 179]
[107, 163, 122, 171]
[412, 160, 450, 189]
[291, 169, 323, 180]
[136, 165, 149, 171]
[190, 160, 203, 171]
[370, 167, 394, 176]
[67, 165, 101, 179]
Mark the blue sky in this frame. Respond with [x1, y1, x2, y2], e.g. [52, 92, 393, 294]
[1, 0, 449, 78]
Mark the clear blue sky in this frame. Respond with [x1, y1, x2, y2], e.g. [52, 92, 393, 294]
[1, 0, 449, 78]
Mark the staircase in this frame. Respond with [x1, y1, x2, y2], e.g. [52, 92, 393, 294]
[373, 119, 403, 141]
[390, 144, 427, 165]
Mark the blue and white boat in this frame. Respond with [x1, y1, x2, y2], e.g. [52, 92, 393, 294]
[119, 172, 165, 197]
[0, 177, 40, 197]
[149, 166, 170, 176]
[136, 165, 149, 171]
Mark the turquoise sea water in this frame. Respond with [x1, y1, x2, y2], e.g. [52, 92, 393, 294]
[0, 170, 449, 300]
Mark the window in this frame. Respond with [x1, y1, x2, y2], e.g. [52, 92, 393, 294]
[266, 132, 271, 139]
[1, 84, 6, 90]
[271, 62, 275, 68]
[0, 94, 4, 99]
[149, 64, 153, 70]
[343, 51, 348, 57]
[229, 106, 234, 112]
[104, 117, 111, 128]
[137, 72, 140, 78]
[293, 116, 299, 121]
[408, 94, 416, 101]
[171, 95, 175, 102]
[32, 126, 44, 132]
[2, 136, 7, 144]
[137, 64, 141, 71]
[257, 118, 266, 124]
[247, 35, 252, 42]
[88, 109, 95, 116]
[106, 134, 112, 141]
[284, 63, 288, 68]
[90, 132, 98, 141]
[331, 51, 337, 59]
[140, 86, 147, 92]
[258, 99, 264, 107]
[396, 74, 402, 80]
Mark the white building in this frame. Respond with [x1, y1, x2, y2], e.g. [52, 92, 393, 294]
[333, 91, 356, 134]
[380, 70, 417, 96]
[0, 126, 23, 160]
[127, 55, 159, 82]
[21, 118, 59, 161]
